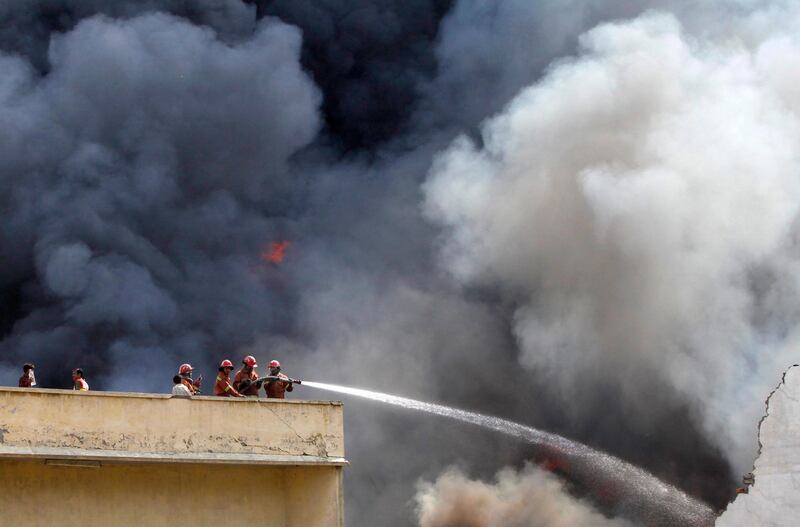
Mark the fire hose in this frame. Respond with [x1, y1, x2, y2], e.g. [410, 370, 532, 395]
[237, 376, 302, 393]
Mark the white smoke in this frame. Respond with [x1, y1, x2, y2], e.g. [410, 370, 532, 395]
[4, 1, 798, 523]
[424, 10, 800, 471]
[415, 465, 633, 527]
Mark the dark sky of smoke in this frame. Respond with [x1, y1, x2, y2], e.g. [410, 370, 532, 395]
[0, 1, 769, 526]
[0, 10, 319, 389]
[253, 0, 454, 150]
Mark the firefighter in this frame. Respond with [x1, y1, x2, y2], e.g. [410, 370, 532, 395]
[233, 355, 260, 397]
[172, 375, 192, 396]
[214, 360, 244, 397]
[178, 363, 202, 395]
[72, 368, 89, 391]
[18, 363, 36, 388]
[264, 359, 293, 399]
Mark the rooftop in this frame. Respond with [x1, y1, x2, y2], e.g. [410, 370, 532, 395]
[0, 387, 346, 467]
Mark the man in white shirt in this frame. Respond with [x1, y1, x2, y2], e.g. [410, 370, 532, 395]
[171, 375, 192, 396]
[72, 368, 89, 391]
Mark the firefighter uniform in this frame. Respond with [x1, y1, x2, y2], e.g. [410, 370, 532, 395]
[233, 369, 260, 397]
[181, 377, 199, 395]
[265, 372, 293, 399]
[214, 370, 241, 397]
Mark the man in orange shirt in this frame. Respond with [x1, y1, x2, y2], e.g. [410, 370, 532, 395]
[214, 360, 244, 397]
[233, 355, 260, 397]
[264, 360, 294, 399]
[178, 363, 202, 394]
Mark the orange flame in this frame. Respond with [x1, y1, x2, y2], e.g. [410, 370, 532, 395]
[262, 241, 290, 264]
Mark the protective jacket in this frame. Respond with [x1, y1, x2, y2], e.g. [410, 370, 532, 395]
[265, 373, 293, 399]
[234, 369, 260, 397]
[181, 377, 199, 395]
[214, 372, 240, 397]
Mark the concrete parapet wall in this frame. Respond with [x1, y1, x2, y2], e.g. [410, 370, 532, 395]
[0, 388, 346, 526]
[0, 387, 344, 463]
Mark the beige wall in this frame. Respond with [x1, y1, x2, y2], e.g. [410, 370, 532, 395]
[0, 387, 344, 461]
[0, 388, 345, 527]
[0, 460, 343, 527]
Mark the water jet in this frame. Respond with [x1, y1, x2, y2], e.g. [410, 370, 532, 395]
[304, 381, 716, 526]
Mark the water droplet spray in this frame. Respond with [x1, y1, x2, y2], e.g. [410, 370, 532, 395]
[303, 381, 717, 526]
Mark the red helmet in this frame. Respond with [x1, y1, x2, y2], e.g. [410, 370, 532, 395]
[219, 359, 234, 369]
[243, 355, 258, 368]
[178, 363, 193, 375]
[269, 360, 281, 369]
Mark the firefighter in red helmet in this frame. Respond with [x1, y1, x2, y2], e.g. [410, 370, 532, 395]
[178, 363, 202, 395]
[233, 355, 261, 397]
[265, 359, 294, 399]
[214, 360, 244, 397]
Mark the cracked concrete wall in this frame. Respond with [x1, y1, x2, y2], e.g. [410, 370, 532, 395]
[0, 387, 344, 459]
[716, 365, 800, 527]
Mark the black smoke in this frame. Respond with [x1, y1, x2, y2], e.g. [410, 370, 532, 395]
[0, 1, 755, 526]
[252, 0, 454, 151]
[0, 7, 319, 389]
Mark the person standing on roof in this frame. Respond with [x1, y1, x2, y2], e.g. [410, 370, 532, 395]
[264, 360, 293, 399]
[233, 355, 260, 397]
[72, 368, 89, 391]
[214, 360, 244, 397]
[172, 375, 192, 396]
[18, 363, 36, 388]
[178, 364, 202, 395]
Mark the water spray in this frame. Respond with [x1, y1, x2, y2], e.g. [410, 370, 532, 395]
[302, 381, 717, 526]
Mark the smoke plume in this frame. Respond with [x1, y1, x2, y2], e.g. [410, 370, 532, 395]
[0, 11, 320, 388]
[424, 9, 800, 473]
[3, 1, 799, 525]
[416, 465, 632, 527]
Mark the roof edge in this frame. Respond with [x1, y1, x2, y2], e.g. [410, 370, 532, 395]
[0, 386, 342, 406]
[0, 445, 348, 466]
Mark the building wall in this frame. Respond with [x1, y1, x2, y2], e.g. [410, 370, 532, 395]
[0, 387, 344, 460]
[716, 365, 800, 527]
[0, 460, 343, 527]
[0, 388, 346, 527]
